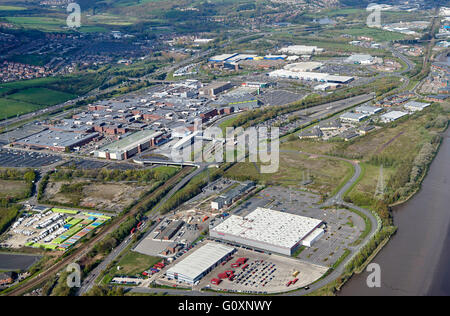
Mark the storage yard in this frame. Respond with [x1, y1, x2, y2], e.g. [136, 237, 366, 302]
[2, 207, 111, 250]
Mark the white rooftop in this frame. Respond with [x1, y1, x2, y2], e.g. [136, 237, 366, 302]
[211, 207, 322, 249]
[166, 243, 235, 280]
[381, 111, 408, 120]
[404, 101, 431, 110]
[284, 62, 323, 72]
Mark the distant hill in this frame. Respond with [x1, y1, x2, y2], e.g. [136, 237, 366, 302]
[339, 0, 448, 8]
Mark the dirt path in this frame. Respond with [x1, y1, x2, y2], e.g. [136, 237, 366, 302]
[376, 131, 405, 154]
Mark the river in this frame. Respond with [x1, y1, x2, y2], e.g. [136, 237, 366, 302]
[339, 127, 450, 295]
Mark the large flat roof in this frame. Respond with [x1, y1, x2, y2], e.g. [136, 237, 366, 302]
[166, 243, 235, 280]
[99, 129, 161, 153]
[381, 110, 408, 120]
[15, 130, 98, 149]
[211, 207, 322, 249]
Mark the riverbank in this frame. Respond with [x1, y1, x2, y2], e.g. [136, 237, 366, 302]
[339, 127, 450, 295]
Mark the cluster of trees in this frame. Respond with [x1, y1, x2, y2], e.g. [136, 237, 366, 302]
[84, 285, 125, 296]
[345, 225, 397, 274]
[0, 204, 21, 235]
[425, 115, 449, 130]
[75, 80, 155, 107]
[37, 173, 50, 201]
[367, 155, 398, 168]
[51, 167, 178, 183]
[112, 64, 157, 78]
[0, 169, 35, 182]
[385, 139, 440, 204]
[159, 169, 223, 214]
[99, 76, 128, 91]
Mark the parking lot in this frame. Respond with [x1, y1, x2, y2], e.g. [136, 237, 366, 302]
[258, 90, 305, 107]
[0, 149, 62, 168]
[0, 123, 46, 144]
[197, 246, 328, 294]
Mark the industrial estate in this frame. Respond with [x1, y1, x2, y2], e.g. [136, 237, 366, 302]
[0, 0, 449, 299]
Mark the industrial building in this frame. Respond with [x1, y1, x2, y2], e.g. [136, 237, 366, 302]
[211, 181, 255, 210]
[13, 130, 99, 152]
[404, 101, 431, 112]
[345, 54, 376, 65]
[166, 243, 236, 284]
[284, 62, 323, 72]
[279, 45, 324, 55]
[157, 220, 184, 241]
[268, 70, 354, 84]
[340, 112, 369, 123]
[354, 105, 383, 115]
[209, 54, 239, 63]
[93, 129, 166, 160]
[380, 111, 408, 123]
[210, 208, 324, 255]
[199, 82, 233, 97]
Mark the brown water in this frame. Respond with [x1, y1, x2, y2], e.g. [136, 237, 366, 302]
[339, 128, 450, 296]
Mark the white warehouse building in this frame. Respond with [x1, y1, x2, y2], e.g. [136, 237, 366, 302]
[166, 243, 236, 285]
[268, 70, 354, 84]
[210, 207, 324, 255]
[279, 45, 325, 55]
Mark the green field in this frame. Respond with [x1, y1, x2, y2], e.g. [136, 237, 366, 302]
[225, 152, 353, 197]
[0, 77, 61, 95]
[0, 98, 42, 119]
[116, 251, 161, 275]
[5, 16, 66, 32]
[7, 88, 76, 106]
[0, 78, 78, 119]
[0, 5, 27, 11]
[327, 26, 409, 42]
[102, 251, 161, 284]
[0, 180, 29, 198]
